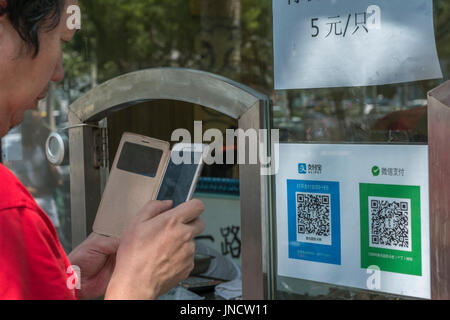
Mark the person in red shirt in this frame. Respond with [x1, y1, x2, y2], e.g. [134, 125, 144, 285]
[0, 0, 205, 300]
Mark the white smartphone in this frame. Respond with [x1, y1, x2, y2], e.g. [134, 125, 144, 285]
[157, 143, 209, 208]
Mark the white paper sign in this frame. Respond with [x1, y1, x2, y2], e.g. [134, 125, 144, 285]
[275, 144, 430, 299]
[273, 0, 443, 89]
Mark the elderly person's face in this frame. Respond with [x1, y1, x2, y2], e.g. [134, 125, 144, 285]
[0, 0, 78, 137]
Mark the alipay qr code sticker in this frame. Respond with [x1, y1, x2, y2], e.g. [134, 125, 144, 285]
[360, 184, 422, 276]
[276, 144, 430, 299]
[296, 192, 332, 246]
[287, 180, 341, 265]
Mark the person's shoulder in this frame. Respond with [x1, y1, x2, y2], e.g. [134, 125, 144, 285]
[0, 163, 35, 210]
[0, 164, 57, 237]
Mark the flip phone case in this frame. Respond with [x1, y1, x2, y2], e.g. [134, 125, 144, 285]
[93, 132, 170, 238]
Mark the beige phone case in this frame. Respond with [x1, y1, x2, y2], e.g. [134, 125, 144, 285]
[93, 132, 170, 238]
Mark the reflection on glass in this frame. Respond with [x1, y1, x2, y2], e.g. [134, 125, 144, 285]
[273, 83, 431, 145]
[270, 0, 448, 300]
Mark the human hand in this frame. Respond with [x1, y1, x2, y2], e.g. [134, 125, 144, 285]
[105, 199, 205, 300]
[68, 232, 120, 300]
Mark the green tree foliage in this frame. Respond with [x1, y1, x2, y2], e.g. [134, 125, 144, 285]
[62, 0, 449, 103]
[436, 0, 450, 64]
[62, 0, 277, 101]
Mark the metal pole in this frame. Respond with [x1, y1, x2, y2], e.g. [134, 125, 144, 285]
[48, 82, 56, 132]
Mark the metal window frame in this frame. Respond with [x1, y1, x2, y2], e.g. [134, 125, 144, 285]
[67, 68, 272, 300]
[428, 80, 450, 300]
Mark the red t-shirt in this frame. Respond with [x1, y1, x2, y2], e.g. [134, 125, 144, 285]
[0, 164, 77, 300]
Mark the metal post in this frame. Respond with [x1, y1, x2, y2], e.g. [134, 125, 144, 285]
[428, 80, 450, 299]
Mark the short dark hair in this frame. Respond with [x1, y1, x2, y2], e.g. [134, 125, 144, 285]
[0, 0, 65, 57]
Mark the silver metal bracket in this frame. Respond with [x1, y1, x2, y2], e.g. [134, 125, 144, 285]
[93, 127, 108, 169]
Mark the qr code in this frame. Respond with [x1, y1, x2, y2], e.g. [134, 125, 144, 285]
[296, 192, 332, 245]
[368, 197, 412, 252]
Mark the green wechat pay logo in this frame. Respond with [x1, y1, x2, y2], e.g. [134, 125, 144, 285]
[372, 166, 380, 177]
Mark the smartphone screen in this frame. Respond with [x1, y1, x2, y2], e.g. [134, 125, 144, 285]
[157, 149, 203, 207]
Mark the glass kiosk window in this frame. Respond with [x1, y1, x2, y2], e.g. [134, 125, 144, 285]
[271, 1, 449, 300]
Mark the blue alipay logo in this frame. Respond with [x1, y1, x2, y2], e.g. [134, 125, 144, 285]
[298, 163, 307, 174]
